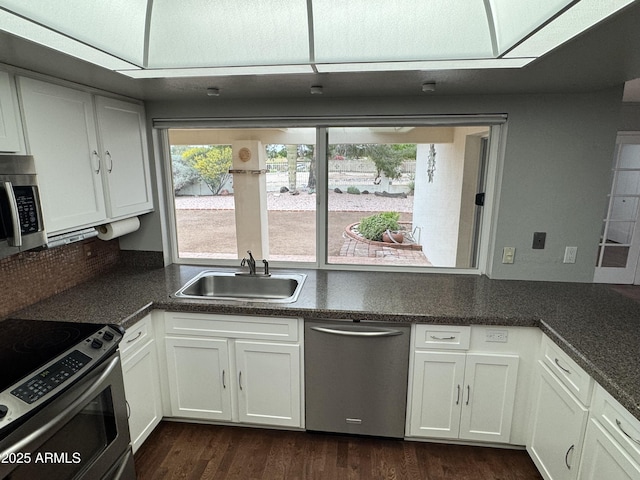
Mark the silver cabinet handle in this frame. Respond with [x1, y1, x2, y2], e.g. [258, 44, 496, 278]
[564, 444, 574, 469]
[239, 371, 243, 390]
[222, 370, 226, 389]
[2, 181, 22, 247]
[125, 400, 131, 419]
[126, 331, 142, 343]
[311, 326, 403, 337]
[92, 150, 101, 173]
[616, 419, 640, 445]
[430, 335, 456, 340]
[105, 150, 113, 173]
[456, 385, 461, 405]
[465, 385, 471, 405]
[554, 358, 571, 374]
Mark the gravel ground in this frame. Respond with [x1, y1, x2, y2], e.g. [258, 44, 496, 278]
[174, 191, 414, 212]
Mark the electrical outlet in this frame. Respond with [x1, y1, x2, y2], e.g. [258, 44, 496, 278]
[502, 247, 515, 264]
[564, 246, 577, 264]
[533, 232, 546, 249]
[486, 329, 508, 343]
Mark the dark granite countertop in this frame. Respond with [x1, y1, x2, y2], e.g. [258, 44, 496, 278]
[8, 264, 640, 422]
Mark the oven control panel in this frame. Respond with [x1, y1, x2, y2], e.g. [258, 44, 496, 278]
[10, 350, 92, 404]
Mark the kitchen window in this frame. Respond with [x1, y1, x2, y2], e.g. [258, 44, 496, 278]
[162, 117, 503, 272]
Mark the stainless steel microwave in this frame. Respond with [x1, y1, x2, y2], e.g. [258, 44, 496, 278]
[0, 155, 47, 259]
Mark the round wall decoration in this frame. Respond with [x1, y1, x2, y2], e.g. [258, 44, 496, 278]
[238, 147, 252, 162]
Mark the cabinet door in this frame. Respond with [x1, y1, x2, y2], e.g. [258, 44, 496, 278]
[18, 77, 106, 233]
[95, 96, 153, 218]
[235, 341, 301, 428]
[0, 71, 21, 152]
[165, 336, 232, 421]
[121, 340, 162, 454]
[527, 363, 588, 480]
[459, 353, 519, 443]
[408, 351, 465, 439]
[579, 420, 640, 480]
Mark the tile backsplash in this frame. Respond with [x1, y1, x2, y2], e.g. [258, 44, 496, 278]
[0, 238, 121, 318]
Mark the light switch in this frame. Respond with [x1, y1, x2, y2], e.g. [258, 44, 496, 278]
[502, 247, 515, 264]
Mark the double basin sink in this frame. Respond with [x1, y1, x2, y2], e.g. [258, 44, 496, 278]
[174, 270, 306, 303]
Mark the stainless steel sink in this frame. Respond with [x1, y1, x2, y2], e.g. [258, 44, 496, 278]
[174, 271, 306, 303]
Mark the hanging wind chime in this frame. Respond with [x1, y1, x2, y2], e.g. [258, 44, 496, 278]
[427, 144, 436, 182]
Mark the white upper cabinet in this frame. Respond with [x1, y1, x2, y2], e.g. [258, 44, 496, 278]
[17, 76, 154, 235]
[0, 71, 22, 153]
[18, 76, 107, 233]
[95, 96, 153, 219]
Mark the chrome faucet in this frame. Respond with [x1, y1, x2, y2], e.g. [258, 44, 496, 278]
[241, 250, 256, 275]
[239, 250, 270, 276]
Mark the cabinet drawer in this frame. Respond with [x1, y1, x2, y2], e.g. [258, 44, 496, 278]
[541, 335, 593, 405]
[120, 315, 153, 357]
[164, 312, 299, 341]
[591, 384, 640, 465]
[414, 325, 470, 350]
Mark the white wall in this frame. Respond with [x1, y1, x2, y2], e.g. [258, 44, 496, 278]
[413, 135, 462, 266]
[144, 88, 623, 282]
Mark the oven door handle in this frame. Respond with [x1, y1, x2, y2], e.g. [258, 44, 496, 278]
[0, 355, 121, 457]
[3, 181, 22, 247]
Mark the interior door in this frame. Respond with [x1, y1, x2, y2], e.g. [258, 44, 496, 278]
[594, 133, 640, 284]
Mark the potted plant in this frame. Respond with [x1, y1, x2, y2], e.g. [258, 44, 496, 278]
[358, 211, 403, 243]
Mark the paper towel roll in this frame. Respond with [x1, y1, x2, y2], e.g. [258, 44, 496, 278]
[96, 217, 140, 240]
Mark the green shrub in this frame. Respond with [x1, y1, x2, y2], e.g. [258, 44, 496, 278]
[358, 211, 400, 241]
[347, 186, 361, 194]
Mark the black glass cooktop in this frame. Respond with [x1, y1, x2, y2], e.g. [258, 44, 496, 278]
[0, 318, 103, 392]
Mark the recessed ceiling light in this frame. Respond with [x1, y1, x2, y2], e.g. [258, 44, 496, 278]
[422, 82, 436, 93]
[206, 87, 220, 96]
[310, 85, 323, 95]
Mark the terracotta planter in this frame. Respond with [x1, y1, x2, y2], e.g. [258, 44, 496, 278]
[382, 231, 404, 244]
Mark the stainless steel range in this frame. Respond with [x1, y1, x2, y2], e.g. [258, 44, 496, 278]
[0, 319, 135, 480]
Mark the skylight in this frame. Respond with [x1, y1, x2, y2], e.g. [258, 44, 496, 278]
[0, 0, 635, 78]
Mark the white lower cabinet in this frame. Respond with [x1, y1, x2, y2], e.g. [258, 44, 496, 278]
[578, 385, 640, 479]
[408, 350, 519, 443]
[527, 362, 588, 480]
[235, 340, 301, 427]
[165, 336, 231, 421]
[163, 312, 303, 429]
[120, 315, 163, 454]
[579, 420, 640, 479]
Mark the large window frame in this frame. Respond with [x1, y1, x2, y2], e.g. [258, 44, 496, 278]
[155, 115, 507, 275]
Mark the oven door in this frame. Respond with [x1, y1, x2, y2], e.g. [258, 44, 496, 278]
[0, 353, 135, 480]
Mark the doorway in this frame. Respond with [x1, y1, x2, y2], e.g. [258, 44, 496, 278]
[594, 132, 640, 284]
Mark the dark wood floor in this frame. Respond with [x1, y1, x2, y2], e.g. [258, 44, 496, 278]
[134, 422, 542, 480]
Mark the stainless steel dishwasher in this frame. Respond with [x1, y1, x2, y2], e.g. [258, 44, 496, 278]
[305, 319, 411, 438]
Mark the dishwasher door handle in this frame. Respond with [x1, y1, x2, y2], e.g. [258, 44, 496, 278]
[310, 326, 404, 337]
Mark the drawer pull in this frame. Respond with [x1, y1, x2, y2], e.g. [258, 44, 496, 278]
[126, 331, 142, 343]
[564, 444, 574, 469]
[222, 370, 226, 389]
[465, 385, 471, 406]
[456, 385, 461, 405]
[554, 358, 571, 374]
[430, 335, 456, 340]
[616, 419, 640, 445]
